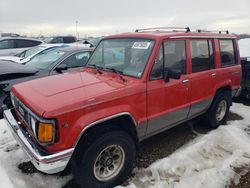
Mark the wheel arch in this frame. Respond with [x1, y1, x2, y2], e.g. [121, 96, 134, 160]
[73, 112, 139, 150]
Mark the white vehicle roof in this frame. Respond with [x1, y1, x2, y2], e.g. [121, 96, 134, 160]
[0, 37, 43, 42]
[0, 43, 69, 63]
[238, 38, 250, 57]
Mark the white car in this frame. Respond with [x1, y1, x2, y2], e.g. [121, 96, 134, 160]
[0, 37, 43, 56]
[0, 43, 70, 64]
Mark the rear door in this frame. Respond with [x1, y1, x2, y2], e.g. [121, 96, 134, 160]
[0, 39, 15, 56]
[146, 40, 191, 135]
[188, 39, 216, 117]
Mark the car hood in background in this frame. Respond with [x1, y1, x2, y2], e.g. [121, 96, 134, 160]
[0, 60, 38, 76]
[0, 56, 23, 63]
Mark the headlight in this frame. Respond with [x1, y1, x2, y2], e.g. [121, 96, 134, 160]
[10, 92, 15, 107]
[30, 114, 56, 144]
[30, 116, 37, 137]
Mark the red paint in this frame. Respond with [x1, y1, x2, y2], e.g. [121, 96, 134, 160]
[11, 31, 241, 153]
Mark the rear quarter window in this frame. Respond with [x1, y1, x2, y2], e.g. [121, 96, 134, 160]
[15, 39, 42, 48]
[219, 39, 237, 67]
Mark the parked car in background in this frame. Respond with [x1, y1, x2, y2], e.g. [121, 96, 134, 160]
[0, 43, 69, 64]
[44, 36, 77, 44]
[0, 46, 93, 116]
[3, 28, 241, 188]
[0, 37, 43, 56]
[238, 38, 250, 98]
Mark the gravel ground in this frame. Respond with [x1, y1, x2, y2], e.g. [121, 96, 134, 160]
[17, 97, 250, 188]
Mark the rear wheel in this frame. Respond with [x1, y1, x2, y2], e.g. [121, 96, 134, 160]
[72, 130, 136, 188]
[205, 91, 231, 129]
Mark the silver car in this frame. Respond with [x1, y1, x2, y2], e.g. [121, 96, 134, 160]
[0, 37, 43, 56]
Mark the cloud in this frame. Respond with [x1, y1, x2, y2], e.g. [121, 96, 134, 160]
[0, 0, 250, 36]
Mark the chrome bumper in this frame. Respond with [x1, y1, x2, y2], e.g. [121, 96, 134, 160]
[3, 109, 74, 174]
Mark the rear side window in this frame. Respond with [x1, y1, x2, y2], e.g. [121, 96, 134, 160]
[63, 37, 76, 43]
[191, 40, 214, 73]
[0, 39, 14, 49]
[163, 40, 186, 74]
[219, 40, 237, 67]
[15, 39, 41, 48]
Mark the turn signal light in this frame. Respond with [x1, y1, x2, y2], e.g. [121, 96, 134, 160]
[38, 123, 53, 143]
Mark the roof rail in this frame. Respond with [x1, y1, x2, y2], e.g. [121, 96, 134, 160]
[135, 27, 191, 33]
[196, 29, 229, 34]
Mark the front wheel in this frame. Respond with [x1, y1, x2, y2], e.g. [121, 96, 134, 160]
[72, 131, 136, 188]
[205, 91, 231, 129]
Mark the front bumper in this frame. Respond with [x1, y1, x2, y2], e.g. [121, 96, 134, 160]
[3, 109, 74, 174]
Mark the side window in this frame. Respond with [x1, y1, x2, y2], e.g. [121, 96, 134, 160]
[15, 39, 40, 48]
[191, 40, 214, 73]
[163, 40, 186, 74]
[62, 51, 91, 68]
[0, 39, 14, 49]
[219, 39, 237, 67]
[63, 37, 75, 43]
[150, 45, 164, 80]
[51, 37, 64, 43]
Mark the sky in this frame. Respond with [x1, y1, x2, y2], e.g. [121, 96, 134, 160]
[0, 0, 250, 37]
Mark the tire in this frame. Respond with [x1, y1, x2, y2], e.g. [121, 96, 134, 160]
[72, 130, 136, 188]
[205, 91, 231, 129]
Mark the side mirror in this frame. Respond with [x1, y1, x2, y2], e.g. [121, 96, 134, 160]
[164, 68, 181, 81]
[55, 64, 68, 73]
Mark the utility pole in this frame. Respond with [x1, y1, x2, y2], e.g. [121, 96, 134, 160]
[75, 21, 78, 40]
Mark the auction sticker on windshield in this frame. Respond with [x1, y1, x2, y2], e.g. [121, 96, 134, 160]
[132, 42, 151, 49]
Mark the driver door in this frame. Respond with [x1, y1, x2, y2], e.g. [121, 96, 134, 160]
[146, 40, 191, 135]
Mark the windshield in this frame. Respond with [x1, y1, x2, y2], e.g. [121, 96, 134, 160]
[44, 37, 54, 43]
[25, 49, 65, 69]
[87, 38, 154, 78]
[19, 46, 45, 58]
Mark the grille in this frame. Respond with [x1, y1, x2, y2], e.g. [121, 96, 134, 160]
[12, 94, 31, 127]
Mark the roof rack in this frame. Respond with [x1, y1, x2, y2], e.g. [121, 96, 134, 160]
[197, 29, 229, 34]
[135, 27, 190, 33]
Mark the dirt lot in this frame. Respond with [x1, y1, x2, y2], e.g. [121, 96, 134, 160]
[17, 97, 250, 188]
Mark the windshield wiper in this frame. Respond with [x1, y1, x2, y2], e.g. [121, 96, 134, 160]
[105, 67, 126, 82]
[88, 64, 103, 74]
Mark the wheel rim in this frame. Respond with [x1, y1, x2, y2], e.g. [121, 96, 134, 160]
[93, 145, 125, 182]
[216, 100, 227, 122]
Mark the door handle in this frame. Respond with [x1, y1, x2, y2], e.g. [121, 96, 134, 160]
[182, 79, 189, 84]
[211, 73, 216, 78]
[232, 71, 240, 75]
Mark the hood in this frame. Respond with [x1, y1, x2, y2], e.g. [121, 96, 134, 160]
[12, 70, 130, 117]
[0, 60, 38, 78]
[0, 56, 22, 63]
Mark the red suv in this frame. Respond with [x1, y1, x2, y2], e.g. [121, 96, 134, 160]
[4, 27, 241, 188]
